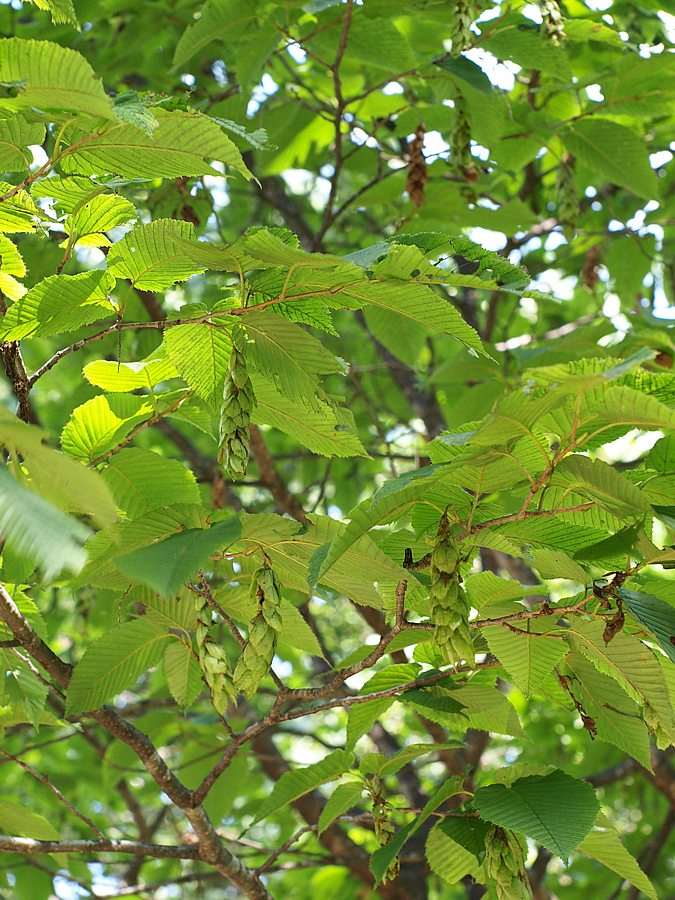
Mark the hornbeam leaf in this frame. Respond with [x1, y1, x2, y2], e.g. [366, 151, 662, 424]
[102, 448, 200, 517]
[579, 819, 657, 900]
[108, 220, 205, 290]
[0, 115, 45, 172]
[0, 38, 113, 119]
[66, 619, 171, 715]
[116, 517, 242, 596]
[251, 374, 368, 458]
[0, 470, 90, 578]
[250, 749, 354, 826]
[24, 0, 80, 28]
[483, 625, 568, 697]
[163, 310, 231, 410]
[425, 820, 481, 884]
[317, 781, 364, 835]
[618, 588, 675, 663]
[163, 640, 202, 709]
[60, 109, 252, 180]
[474, 769, 599, 858]
[563, 119, 658, 201]
[0, 270, 113, 340]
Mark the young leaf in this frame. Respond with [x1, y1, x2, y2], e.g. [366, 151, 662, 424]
[473, 770, 599, 858]
[108, 220, 205, 291]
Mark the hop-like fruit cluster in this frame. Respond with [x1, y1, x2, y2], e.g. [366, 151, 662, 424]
[194, 593, 236, 716]
[643, 702, 670, 750]
[233, 563, 283, 699]
[539, 0, 566, 45]
[484, 826, 533, 900]
[450, 0, 478, 56]
[218, 326, 255, 481]
[556, 153, 578, 240]
[451, 98, 477, 186]
[369, 776, 399, 882]
[429, 514, 473, 666]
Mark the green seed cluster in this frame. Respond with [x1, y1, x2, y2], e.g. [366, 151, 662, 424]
[450, 0, 478, 55]
[539, 0, 566, 44]
[194, 593, 235, 716]
[429, 514, 473, 666]
[218, 326, 255, 481]
[451, 98, 474, 182]
[370, 777, 399, 881]
[556, 153, 578, 240]
[644, 702, 670, 750]
[484, 826, 533, 900]
[233, 564, 283, 699]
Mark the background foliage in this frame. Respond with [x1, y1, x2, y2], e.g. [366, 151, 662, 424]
[0, 0, 673, 898]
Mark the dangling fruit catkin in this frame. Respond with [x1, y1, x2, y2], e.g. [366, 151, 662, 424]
[539, 0, 565, 45]
[218, 325, 255, 481]
[233, 562, 283, 698]
[369, 775, 399, 882]
[194, 592, 236, 716]
[429, 513, 473, 665]
[556, 152, 578, 240]
[484, 826, 533, 900]
[450, 0, 479, 56]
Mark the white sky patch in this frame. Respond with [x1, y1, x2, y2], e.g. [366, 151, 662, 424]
[382, 81, 404, 95]
[286, 42, 306, 64]
[585, 83, 605, 102]
[29, 144, 49, 169]
[596, 429, 663, 465]
[468, 227, 507, 252]
[464, 47, 518, 91]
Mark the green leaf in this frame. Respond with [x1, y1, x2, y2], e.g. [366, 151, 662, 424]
[0, 468, 90, 578]
[550, 455, 651, 520]
[278, 601, 324, 658]
[370, 777, 466, 883]
[313, 464, 451, 583]
[102, 448, 201, 517]
[568, 620, 674, 741]
[66, 618, 170, 715]
[474, 769, 599, 858]
[578, 821, 657, 900]
[251, 374, 368, 458]
[317, 781, 364, 835]
[425, 820, 481, 884]
[618, 588, 675, 663]
[0, 800, 61, 846]
[67, 193, 136, 242]
[61, 394, 157, 463]
[164, 311, 231, 411]
[116, 517, 242, 596]
[564, 652, 651, 769]
[563, 119, 659, 201]
[250, 749, 354, 827]
[173, 0, 258, 69]
[0, 38, 113, 119]
[60, 109, 251, 180]
[483, 625, 568, 697]
[0, 115, 45, 172]
[0, 271, 113, 340]
[24, 0, 80, 28]
[108, 220, 205, 290]
[244, 309, 345, 411]
[163, 639, 202, 709]
[83, 356, 179, 392]
[346, 664, 420, 749]
[0, 181, 41, 233]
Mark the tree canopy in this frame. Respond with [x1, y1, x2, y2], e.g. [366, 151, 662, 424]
[0, 1, 673, 898]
